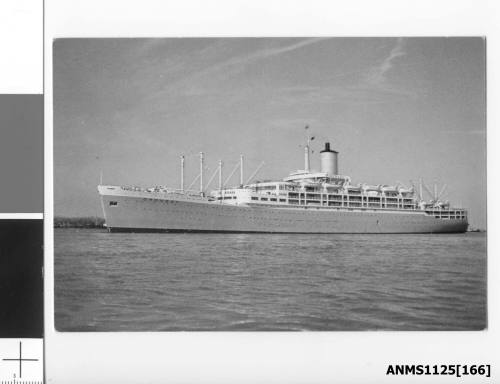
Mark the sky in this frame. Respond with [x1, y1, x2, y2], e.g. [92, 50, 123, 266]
[54, 37, 486, 228]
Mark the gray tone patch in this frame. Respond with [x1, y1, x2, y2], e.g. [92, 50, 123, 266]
[0, 94, 43, 213]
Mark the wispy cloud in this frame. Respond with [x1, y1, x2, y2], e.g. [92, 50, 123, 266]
[265, 38, 415, 107]
[145, 38, 331, 102]
[143, 37, 416, 113]
[194, 37, 330, 78]
[269, 82, 414, 108]
[365, 37, 407, 85]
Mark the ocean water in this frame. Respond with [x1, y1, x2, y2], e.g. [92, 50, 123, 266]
[55, 229, 487, 331]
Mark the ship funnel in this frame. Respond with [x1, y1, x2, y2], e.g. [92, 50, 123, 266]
[320, 142, 338, 176]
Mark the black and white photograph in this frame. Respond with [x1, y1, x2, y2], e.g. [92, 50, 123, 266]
[53, 37, 486, 332]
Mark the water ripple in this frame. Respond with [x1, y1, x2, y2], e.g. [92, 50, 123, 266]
[55, 230, 487, 331]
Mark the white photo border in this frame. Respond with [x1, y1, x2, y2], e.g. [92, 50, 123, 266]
[44, 1, 498, 382]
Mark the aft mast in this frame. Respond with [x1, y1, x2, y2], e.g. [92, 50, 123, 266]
[304, 125, 314, 173]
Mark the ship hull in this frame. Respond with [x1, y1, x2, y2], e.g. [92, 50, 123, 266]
[98, 187, 468, 234]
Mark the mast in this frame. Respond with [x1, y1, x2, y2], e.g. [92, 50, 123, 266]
[218, 160, 223, 190]
[303, 125, 313, 173]
[240, 154, 244, 186]
[180, 155, 185, 191]
[419, 178, 423, 201]
[304, 144, 310, 173]
[199, 152, 204, 194]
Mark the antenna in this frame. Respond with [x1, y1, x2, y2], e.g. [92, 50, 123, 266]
[99, 170, 103, 185]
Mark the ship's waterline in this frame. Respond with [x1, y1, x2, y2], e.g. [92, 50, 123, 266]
[98, 141, 468, 234]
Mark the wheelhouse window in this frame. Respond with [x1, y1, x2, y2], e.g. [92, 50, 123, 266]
[109, 201, 118, 206]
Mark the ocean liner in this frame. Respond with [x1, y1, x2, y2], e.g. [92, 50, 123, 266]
[98, 139, 468, 233]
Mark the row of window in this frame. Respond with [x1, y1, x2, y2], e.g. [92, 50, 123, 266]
[250, 197, 417, 210]
[272, 192, 415, 200]
[251, 197, 286, 202]
[434, 216, 466, 219]
[254, 185, 400, 194]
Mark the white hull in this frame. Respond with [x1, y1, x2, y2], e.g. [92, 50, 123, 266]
[98, 186, 468, 234]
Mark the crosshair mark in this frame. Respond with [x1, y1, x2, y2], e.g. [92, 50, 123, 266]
[2, 342, 38, 379]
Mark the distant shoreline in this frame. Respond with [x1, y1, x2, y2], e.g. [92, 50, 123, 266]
[54, 216, 105, 228]
[467, 228, 487, 233]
